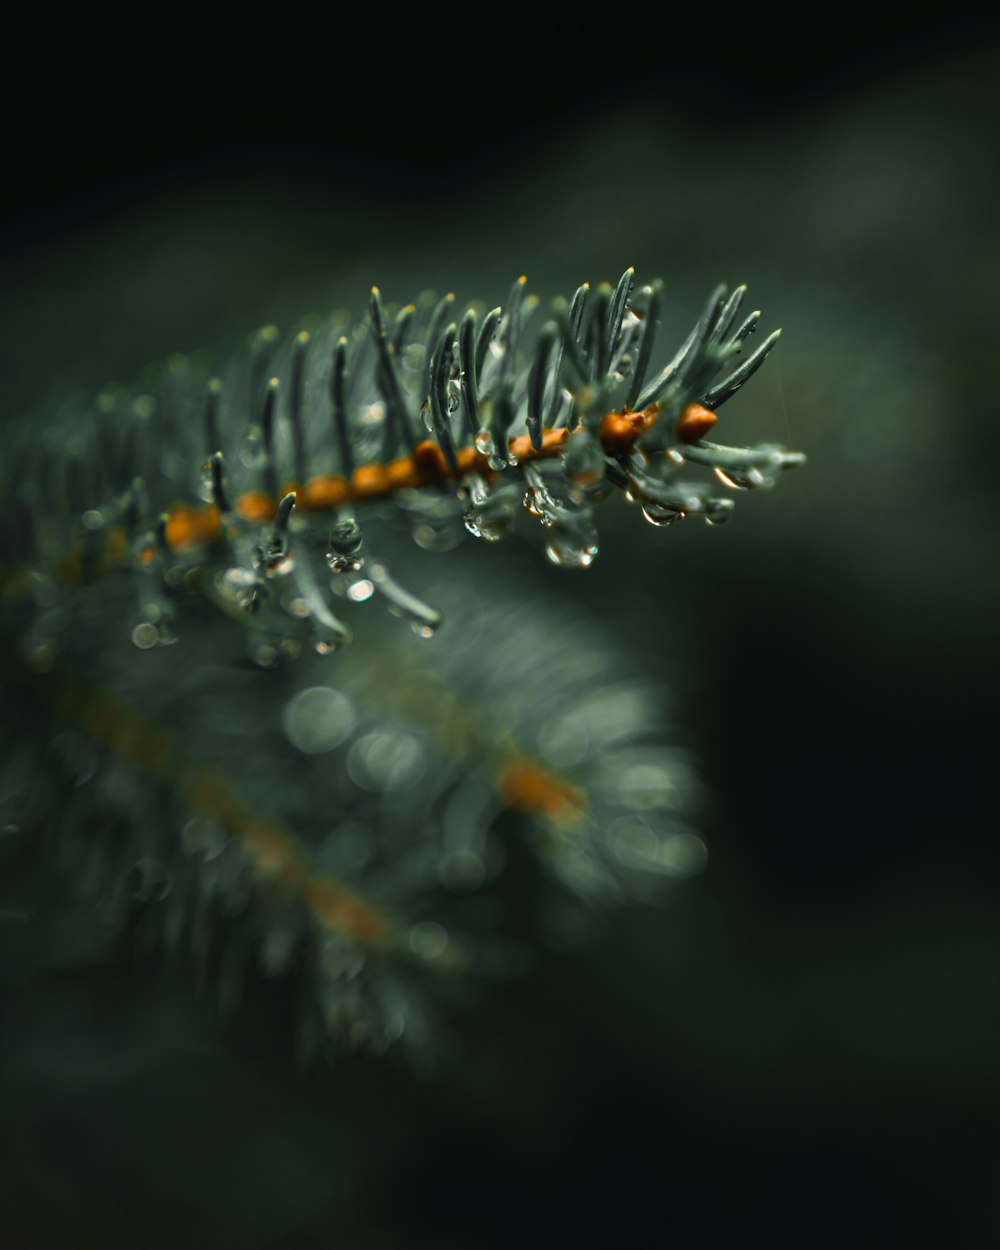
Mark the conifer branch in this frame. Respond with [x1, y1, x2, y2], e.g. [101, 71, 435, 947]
[0, 267, 803, 1059]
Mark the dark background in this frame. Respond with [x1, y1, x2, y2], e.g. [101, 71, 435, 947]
[2, 8, 999, 1246]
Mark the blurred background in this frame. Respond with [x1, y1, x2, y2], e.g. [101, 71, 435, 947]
[2, 8, 999, 1246]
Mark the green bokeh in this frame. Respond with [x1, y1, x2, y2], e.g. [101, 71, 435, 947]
[1, 32, 997, 1248]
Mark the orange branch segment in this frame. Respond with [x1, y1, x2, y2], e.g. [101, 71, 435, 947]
[163, 408, 675, 553]
[497, 756, 589, 828]
[33, 664, 394, 948]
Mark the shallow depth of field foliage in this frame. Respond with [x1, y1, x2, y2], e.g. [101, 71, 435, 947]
[1, 22, 997, 1248]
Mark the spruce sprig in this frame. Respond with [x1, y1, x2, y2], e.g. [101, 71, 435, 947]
[0, 267, 803, 1060]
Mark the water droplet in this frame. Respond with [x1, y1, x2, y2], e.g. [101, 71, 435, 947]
[713, 465, 768, 491]
[420, 401, 435, 433]
[522, 469, 564, 527]
[131, 622, 159, 649]
[313, 639, 341, 657]
[348, 579, 374, 602]
[411, 622, 437, 639]
[523, 488, 544, 518]
[220, 566, 253, 594]
[128, 857, 172, 903]
[704, 499, 735, 526]
[474, 429, 494, 457]
[81, 509, 104, 531]
[326, 518, 364, 573]
[545, 540, 598, 569]
[462, 477, 518, 542]
[640, 503, 683, 527]
[283, 686, 357, 754]
[562, 431, 606, 489]
[523, 468, 599, 565]
[543, 507, 600, 569]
